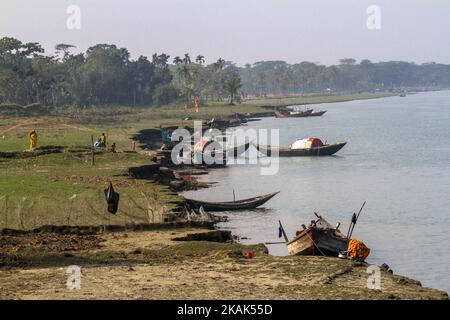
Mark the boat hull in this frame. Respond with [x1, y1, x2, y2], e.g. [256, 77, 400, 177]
[274, 109, 313, 118]
[255, 142, 346, 157]
[309, 110, 327, 117]
[287, 228, 349, 257]
[185, 192, 279, 212]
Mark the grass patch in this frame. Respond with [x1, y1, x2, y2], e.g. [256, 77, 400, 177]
[0, 174, 87, 198]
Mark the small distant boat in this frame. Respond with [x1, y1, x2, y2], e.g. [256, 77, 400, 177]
[274, 109, 313, 118]
[254, 140, 346, 157]
[185, 191, 279, 211]
[399, 93, 406, 97]
[309, 110, 327, 117]
[286, 215, 349, 257]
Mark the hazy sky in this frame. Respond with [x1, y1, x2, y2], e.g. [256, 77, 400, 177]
[1, 0, 450, 66]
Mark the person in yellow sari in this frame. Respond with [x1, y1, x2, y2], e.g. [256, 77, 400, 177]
[29, 129, 37, 150]
[99, 133, 106, 147]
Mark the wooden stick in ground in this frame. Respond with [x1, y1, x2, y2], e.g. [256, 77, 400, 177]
[91, 135, 95, 166]
[346, 213, 356, 239]
[348, 201, 366, 239]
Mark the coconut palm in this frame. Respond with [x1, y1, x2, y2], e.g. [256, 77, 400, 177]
[183, 53, 191, 65]
[196, 55, 205, 65]
[173, 56, 182, 65]
[214, 58, 225, 71]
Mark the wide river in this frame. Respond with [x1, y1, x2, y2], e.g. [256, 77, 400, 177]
[183, 90, 450, 293]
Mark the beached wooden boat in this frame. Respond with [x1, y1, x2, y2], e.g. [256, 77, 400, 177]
[185, 191, 279, 211]
[254, 142, 346, 156]
[287, 216, 349, 256]
[274, 109, 313, 118]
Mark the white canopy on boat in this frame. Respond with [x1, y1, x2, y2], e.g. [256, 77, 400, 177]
[290, 139, 308, 149]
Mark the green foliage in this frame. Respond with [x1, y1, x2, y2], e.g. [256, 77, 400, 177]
[170, 55, 244, 106]
[0, 37, 173, 108]
[224, 75, 242, 105]
[152, 84, 179, 106]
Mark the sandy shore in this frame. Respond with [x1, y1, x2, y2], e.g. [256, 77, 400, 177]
[0, 227, 447, 300]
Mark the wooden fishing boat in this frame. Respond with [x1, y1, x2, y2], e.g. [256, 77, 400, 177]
[274, 109, 313, 118]
[287, 216, 349, 256]
[254, 142, 346, 157]
[185, 191, 279, 212]
[232, 112, 261, 122]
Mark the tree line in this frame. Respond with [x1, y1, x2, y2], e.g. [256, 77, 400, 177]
[0, 37, 243, 108]
[240, 59, 450, 96]
[1, 37, 450, 108]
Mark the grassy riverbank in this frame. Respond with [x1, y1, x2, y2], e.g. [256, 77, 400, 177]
[0, 91, 397, 229]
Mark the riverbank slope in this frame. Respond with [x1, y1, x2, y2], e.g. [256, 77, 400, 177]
[0, 228, 447, 300]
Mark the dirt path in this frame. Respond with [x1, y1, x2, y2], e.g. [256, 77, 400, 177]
[0, 228, 447, 300]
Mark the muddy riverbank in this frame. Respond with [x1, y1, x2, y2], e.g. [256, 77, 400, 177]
[0, 227, 447, 300]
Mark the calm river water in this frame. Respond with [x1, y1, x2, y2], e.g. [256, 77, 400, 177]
[183, 90, 450, 293]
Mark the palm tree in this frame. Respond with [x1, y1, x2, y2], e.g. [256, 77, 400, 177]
[224, 76, 242, 105]
[214, 58, 225, 71]
[173, 56, 182, 65]
[183, 53, 191, 64]
[195, 55, 205, 65]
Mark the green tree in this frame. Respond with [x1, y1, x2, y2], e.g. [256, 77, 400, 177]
[224, 75, 242, 105]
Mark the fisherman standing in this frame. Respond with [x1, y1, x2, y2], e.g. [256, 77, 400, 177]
[29, 129, 37, 150]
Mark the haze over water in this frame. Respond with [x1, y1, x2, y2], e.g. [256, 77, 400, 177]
[183, 90, 450, 293]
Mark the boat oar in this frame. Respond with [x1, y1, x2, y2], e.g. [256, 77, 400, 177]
[348, 201, 366, 240]
[265, 241, 288, 245]
[278, 220, 289, 243]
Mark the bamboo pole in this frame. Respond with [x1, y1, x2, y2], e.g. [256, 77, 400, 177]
[91, 135, 95, 166]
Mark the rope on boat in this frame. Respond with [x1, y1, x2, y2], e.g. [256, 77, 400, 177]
[303, 230, 327, 257]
